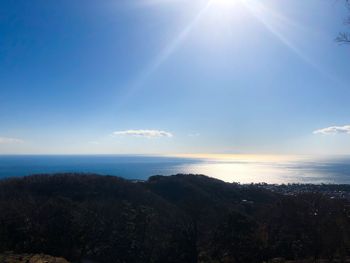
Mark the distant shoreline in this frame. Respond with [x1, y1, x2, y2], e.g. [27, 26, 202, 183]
[3, 172, 350, 200]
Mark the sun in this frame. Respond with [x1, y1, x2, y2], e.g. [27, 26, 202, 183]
[204, 0, 243, 22]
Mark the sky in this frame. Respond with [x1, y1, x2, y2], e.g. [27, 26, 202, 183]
[0, 0, 350, 155]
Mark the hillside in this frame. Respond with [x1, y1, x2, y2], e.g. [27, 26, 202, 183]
[0, 174, 350, 263]
[0, 253, 69, 263]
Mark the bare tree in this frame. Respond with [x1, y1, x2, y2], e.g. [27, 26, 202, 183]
[337, 1, 350, 44]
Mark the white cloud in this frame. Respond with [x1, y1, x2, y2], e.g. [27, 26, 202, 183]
[0, 137, 23, 144]
[113, 129, 173, 138]
[313, 125, 350, 135]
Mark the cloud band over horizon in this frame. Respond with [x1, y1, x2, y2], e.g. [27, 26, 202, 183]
[113, 129, 173, 138]
[0, 137, 23, 144]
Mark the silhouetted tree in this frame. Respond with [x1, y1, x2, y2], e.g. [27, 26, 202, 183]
[337, 0, 350, 44]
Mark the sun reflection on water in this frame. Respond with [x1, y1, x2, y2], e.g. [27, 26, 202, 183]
[169, 154, 343, 184]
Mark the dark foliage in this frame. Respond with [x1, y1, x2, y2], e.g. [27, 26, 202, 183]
[0, 174, 350, 263]
[337, 0, 350, 44]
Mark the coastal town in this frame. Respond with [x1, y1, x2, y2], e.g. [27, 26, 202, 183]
[255, 183, 350, 200]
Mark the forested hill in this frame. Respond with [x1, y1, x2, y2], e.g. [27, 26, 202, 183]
[0, 174, 350, 263]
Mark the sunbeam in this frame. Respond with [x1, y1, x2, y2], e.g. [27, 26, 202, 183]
[240, 0, 341, 84]
[113, 0, 344, 112]
[144, 2, 211, 79]
[114, 1, 212, 108]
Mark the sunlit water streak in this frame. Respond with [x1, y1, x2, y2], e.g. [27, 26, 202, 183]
[0, 155, 350, 184]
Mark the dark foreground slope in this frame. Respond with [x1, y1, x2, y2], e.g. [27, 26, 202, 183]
[0, 174, 350, 263]
[0, 252, 69, 263]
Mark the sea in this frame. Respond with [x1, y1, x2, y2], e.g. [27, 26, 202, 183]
[0, 155, 350, 184]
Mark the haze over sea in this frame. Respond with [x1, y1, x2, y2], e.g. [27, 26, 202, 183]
[1, 155, 350, 184]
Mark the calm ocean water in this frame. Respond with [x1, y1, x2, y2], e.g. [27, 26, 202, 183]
[0, 155, 350, 184]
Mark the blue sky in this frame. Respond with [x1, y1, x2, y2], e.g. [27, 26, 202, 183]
[1, 0, 350, 155]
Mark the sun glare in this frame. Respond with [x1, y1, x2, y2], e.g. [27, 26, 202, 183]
[211, 0, 235, 6]
[208, 0, 240, 10]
